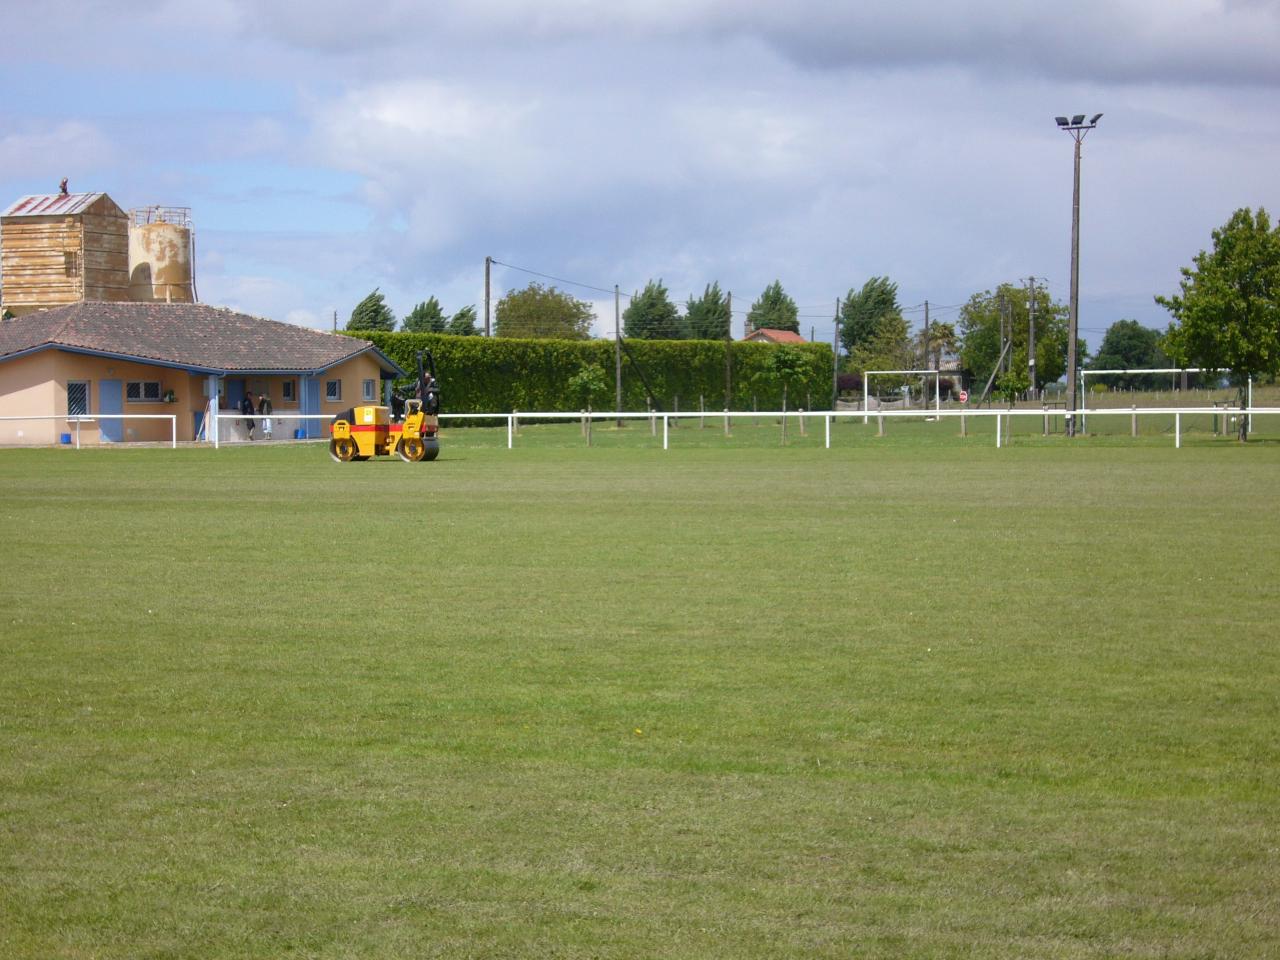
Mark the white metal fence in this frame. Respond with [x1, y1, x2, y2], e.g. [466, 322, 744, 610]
[211, 408, 1280, 451]
[0, 414, 178, 448]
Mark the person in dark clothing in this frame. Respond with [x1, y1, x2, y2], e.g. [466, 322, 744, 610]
[240, 392, 255, 439]
[257, 393, 273, 439]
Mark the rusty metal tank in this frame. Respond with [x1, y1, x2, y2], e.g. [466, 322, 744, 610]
[128, 207, 195, 303]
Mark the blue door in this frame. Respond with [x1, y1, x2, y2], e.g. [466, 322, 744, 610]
[193, 410, 205, 440]
[303, 377, 322, 438]
[98, 380, 123, 442]
[226, 379, 246, 409]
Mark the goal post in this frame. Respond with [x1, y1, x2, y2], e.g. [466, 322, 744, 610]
[863, 369, 942, 424]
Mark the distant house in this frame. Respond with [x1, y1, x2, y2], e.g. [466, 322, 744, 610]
[0, 301, 404, 445]
[742, 328, 807, 345]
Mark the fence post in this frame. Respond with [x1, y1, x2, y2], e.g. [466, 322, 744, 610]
[799, 408, 807, 437]
[1042, 405, 1049, 436]
[662, 414, 669, 450]
[700, 394, 705, 429]
[877, 413, 884, 437]
[170, 415, 177, 449]
[1175, 412, 1181, 449]
[825, 414, 830, 449]
[724, 408, 731, 437]
[996, 414, 1002, 448]
[1131, 404, 1137, 438]
[960, 413, 966, 437]
[507, 415, 513, 449]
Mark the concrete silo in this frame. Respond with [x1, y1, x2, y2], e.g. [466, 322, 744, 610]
[128, 206, 196, 303]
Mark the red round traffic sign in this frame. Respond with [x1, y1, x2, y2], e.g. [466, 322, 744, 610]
[958, 389, 969, 403]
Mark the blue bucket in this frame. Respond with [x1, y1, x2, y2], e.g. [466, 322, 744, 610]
[294, 428, 306, 440]
[60, 433, 72, 445]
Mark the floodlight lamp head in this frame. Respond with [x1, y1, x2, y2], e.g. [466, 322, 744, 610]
[1090, 113, 1103, 124]
[1055, 116, 1070, 126]
[1072, 114, 1086, 125]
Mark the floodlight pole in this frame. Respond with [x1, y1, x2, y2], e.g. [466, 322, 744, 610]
[1058, 113, 1101, 437]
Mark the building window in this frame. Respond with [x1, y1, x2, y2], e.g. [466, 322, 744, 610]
[282, 380, 296, 402]
[362, 379, 376, 402]
[67, 381, 89, 417]
[325, 380, 342, 402]
[125, 381, 162, 403]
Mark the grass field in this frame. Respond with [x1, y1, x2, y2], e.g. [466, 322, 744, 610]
[2, 424, 1278, 958]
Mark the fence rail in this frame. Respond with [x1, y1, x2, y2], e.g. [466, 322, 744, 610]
[210, 407, 1280, 452]
[0, 414, 177, 449]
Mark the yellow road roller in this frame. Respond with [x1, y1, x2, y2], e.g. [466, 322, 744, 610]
[329, 350, 440, 463]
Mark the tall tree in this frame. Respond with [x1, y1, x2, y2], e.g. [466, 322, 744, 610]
[447, 306, 478, 336]
[402, 297, 447, 333]
[685, 282, 731, 340]
[1158, 207, 1280, 386]
[746, 281, 799, 333]
[495, 283, 594, 339]
[916, 320, 958, 370]
[1088, 319, 1169, 389]
[346, 288, 396, 332]
[850, 312, 914, 392]
[839, 277, 902, 356]
[958, 283, 1071, 392]
[623, 279, 684, 340]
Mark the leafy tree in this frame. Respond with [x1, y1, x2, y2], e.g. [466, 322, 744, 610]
[567, 362, 611, 409]
[402, 297, 447, 333]
[347, 288, 396, 332]
[623, 279, 684, 340]
[1088, 319, 1169, 389]
[685, 282, 731, 340]
[1158, 206, 1280, 388]
[958, 283, 1071, 395]
[754, 344, 810, 442]
[746, 281, 799, 334]
[995, 365, 1031, 404]
[840, 277, 902, 357]
[495, 283, 594, 339]
[850, 312, 915, 396]
[917, 320, 958, 370]
[447, 306, 478, 336]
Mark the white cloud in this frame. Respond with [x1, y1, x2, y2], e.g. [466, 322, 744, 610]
[0, 122, 118, 182]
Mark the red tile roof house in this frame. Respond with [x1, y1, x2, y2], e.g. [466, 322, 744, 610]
[742, 327, 807, 345]
[0, 301, 404, 446]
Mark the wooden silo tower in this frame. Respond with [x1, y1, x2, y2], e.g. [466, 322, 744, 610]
[1, 192, 129, 317]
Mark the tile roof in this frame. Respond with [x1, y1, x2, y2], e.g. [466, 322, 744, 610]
[2, 193, 107, 218]
[0, 301, 400, 375]
[743, 328, 808, 344]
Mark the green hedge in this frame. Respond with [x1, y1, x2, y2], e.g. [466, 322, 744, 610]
[348, 332, 835, 414]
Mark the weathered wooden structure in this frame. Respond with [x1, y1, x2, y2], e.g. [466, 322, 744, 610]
[1, 193, 129, 316]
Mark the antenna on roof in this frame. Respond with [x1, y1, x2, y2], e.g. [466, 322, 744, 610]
[58, 178, 68, 196]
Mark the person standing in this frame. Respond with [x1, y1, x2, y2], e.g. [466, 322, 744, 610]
[240, 391, 255, 440]
[258, 393, 273, 440]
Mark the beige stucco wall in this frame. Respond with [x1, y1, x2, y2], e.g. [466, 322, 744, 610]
[0, 351, 59, 444]
[0, 348, 392, 446]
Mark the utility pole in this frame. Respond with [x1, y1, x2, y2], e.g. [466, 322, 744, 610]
[484, 256, 492, 336]
[923, 300, 930, 369]
[1056, 112, 1102, 436]
[724, 291, 733, 410]
[615, 284, 622, 427]
[832, 298, 840, 409]
[1027, 277, 1037, 400]
[332, 309, 337, 332]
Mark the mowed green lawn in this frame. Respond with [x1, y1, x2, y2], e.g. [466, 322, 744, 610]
[2, 424, 1278, 959]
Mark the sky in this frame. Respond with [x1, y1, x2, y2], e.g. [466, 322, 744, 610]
[2, 0, 1277, 352]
